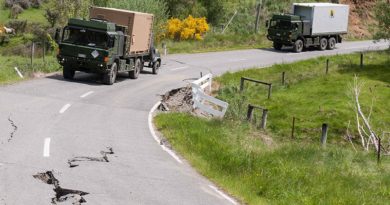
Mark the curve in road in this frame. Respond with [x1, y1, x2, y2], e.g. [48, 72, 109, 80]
[0, 40, 387, 204]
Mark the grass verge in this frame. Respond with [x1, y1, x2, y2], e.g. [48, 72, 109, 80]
[0, 55, 60, 85]
[158, 33, 271, 54]
[155, 50, 390, 204]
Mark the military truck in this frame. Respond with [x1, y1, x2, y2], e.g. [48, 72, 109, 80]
[55, 7, 161, 85]
[266, 3, 349, 53]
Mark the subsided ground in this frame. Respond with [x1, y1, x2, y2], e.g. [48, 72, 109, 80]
[155, 50, 390, 205]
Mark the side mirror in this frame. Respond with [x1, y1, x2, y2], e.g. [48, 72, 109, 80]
[54, 28, 61, 44]
[107, 36, 115, 48]
[265, 20, 269, 28]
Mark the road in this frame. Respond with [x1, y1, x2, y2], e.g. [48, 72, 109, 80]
[0, 40, 388, 205]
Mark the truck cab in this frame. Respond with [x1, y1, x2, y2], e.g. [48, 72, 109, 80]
[57, 19, 122, 78]
[267, 14, 306, 50]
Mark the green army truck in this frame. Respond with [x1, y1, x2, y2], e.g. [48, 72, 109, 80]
[267, 3, 349, 53]
[55, 7, 161, 85]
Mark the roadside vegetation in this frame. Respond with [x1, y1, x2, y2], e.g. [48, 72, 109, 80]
[155, 50, 390, 204]
[0, 0, 386, 84]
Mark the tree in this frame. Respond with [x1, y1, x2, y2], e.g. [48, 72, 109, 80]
[374, 0, 390, 42]
[45, 9, 60, 27]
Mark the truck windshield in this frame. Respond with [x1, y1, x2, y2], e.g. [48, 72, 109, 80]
[62, 27, 108, 48]
[270, 20, 292, 30]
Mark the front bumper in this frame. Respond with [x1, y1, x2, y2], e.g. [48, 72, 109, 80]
[57, 55, 107, 73]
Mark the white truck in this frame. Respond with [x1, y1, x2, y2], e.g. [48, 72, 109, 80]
[267, 3, 349, 52]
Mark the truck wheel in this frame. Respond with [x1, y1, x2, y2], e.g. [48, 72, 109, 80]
[319, 38, 328, 51]
[327, 37, 336, 50]
[129, 58, 141, 79]
[273, 42, 283, 51]
[293, 39, 304, 53]
[103, 63, 118, 85]
[63, 66, 75, 80]
[152, 61, 160, 75]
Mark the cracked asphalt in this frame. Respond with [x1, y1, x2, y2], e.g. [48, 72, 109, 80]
[0, 40, 388, 204]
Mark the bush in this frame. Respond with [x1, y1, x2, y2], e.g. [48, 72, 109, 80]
[6, 20, 27, 34]
[166, 15, 209, 41]
[17, 0, 31, 9]
[10, 4, 24, 19]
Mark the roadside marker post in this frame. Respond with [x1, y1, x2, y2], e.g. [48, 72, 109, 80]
[14, 67, 24, 78]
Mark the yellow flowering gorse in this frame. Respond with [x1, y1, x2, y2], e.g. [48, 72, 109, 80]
[166, 15, 209, 41]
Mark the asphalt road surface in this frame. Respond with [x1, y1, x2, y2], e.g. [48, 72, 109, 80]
[0, 40, 388, 205]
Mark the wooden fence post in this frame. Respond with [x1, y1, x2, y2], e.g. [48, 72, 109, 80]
[31, 42, 35, 69]
[247, 104, 254, 121]
[261, 109, 268, 129]
[240, 77, 245, 92]
[377, 138, 381, 164]
[326, 59, 329, 74]
[360, 52, 364, 69]
[267, 84, 272, 99]
[282, 72, 286, 85]
[291, 117, 296, 139]
[43, 40, 46, 64]
[321, 123, 328, 146]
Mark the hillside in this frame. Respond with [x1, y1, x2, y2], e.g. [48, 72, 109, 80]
[0, 0, 379, 39]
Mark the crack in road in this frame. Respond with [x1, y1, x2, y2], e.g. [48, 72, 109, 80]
[68, 147, 114, 168]
[7, 116, 17, 142]
[33, 171, 89, 205]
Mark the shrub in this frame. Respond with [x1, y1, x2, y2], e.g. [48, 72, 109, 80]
[166, 15, 209, 41]
[10, 4, 24, 19]
[6, 20, 27, 34]
[17, 0, 31, 9]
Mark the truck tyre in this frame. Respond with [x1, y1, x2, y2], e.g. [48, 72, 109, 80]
[103, 63, 118, 85]
[129, 58, 141, 79]
[63, 66, 75, 80]
[152, 61, 160, 75]
[319, 38, 328, 51]
[273, 42, 283, 51]
[327, 37, 336, 50]
[293, 39, 304, 53]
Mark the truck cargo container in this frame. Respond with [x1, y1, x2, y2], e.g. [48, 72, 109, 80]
[55, 7, 161, 85]
[267, 3, 349, 52]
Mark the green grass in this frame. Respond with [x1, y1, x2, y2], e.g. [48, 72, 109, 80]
[0, 0, 48, 24]
[157, 32, 272, 54]
[155, 51, 390, 204]
[0, 55, 60, 84]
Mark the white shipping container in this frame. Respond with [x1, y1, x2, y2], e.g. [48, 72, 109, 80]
[292, 3, 349, 36]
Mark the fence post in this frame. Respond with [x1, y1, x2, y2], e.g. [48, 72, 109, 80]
[267, 84, 272, 99]
[261, 109, 268, 129]
[291, 117, 296, 139]
[326, 59, 329, 74]
[31, 42, 35, 69]
[43, 40, 46, 64]
[240, 77, 245, 92]
[247, 104, 254, 121]
[321, 123, 328, 146]
[360, 52, 364, 69]
[282, 72, 286, 85]
[162, 43, 167, 56]
[377, 138, 381, 164]
[200, 72, 203, 78]
[254, 1, 262, 33]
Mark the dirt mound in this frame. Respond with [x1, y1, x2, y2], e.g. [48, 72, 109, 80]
[160, 86, 194, 113]
[340, 0, 377, 39]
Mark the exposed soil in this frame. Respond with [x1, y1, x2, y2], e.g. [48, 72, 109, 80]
[340, 0, 377, 39]
[160, 86, 194, 113]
